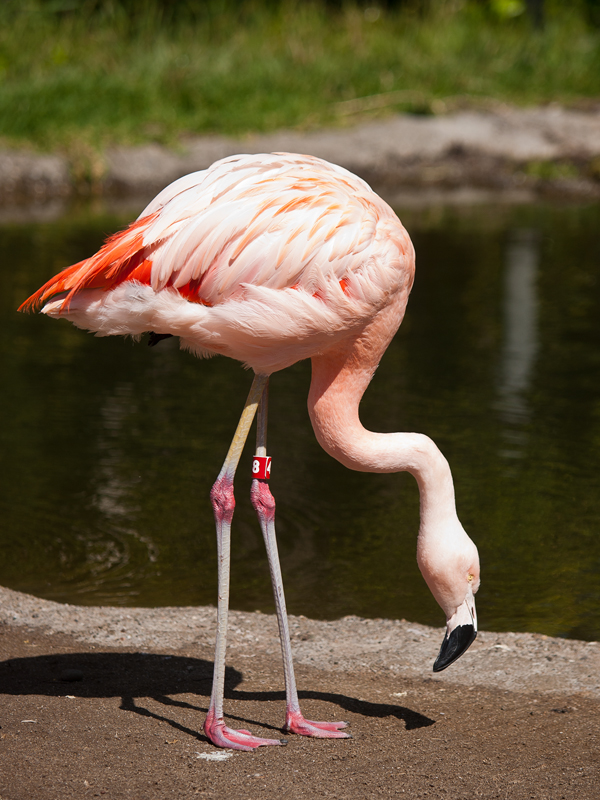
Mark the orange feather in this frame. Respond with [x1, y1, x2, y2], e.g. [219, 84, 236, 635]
[18, 213, 158, 312]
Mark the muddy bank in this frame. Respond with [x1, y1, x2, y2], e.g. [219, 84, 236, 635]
[2, 104, 600, 206]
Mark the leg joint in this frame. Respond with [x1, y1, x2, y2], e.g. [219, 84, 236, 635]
[250, 479, 276, 520]
[211, 476, 235, 522]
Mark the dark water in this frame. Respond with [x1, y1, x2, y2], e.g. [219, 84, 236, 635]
[2, 198, 600, 640]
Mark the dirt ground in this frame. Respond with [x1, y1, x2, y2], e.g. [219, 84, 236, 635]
[1, 588, 599, 799]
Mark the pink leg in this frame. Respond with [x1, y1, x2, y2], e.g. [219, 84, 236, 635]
[204, 374, 286, 751]
[251, 385, 350, 740]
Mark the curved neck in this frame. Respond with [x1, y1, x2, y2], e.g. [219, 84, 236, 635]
[307, 301, 458, 531]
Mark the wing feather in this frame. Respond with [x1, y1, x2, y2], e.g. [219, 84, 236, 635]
[20, 153, 411, 318]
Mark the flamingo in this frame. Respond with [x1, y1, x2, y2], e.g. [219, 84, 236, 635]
[19, 152, 480, 751]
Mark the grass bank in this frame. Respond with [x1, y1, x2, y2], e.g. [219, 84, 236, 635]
[0, 1, 599, 156]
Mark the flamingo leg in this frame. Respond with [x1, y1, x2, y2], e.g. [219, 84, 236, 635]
[250, 382, 350, 740]
[204, 373, 286, 751]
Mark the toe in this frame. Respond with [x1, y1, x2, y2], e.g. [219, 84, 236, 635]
[284, 710, 352, 739]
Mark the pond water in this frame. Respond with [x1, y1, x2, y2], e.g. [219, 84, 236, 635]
[1, 197, 600, 640]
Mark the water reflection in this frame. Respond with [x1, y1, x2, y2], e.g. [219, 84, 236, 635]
[92, 382, 159, 583]
[496, 228, 539, 459]
[2, 199, 600, 639]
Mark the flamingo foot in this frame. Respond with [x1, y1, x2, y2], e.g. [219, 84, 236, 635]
[284, 708, 351, 739]
[204, 709, 288, 752]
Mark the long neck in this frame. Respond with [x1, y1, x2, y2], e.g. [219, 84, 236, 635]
[307, 300, 458, 532]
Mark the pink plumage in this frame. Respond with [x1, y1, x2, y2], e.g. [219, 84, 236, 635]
[21, 152, 479, 752]
[20, 153, 414, 373]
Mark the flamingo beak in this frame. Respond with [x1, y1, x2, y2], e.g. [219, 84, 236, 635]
[433, 587, 477, 672]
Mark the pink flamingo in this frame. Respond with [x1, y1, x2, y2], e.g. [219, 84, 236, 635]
[20, 152, 479, 751]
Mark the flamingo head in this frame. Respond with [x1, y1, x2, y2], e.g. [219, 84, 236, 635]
[416, 519, 480, 672]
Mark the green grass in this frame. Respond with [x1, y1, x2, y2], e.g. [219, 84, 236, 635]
[0, 1, 599, 155]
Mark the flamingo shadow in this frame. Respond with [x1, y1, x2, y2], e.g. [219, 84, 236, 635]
[0, 651, 434, 740]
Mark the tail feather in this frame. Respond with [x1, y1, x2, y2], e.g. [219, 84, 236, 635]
[18, 213, 158, 313]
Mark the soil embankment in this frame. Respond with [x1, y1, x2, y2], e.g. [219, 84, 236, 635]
[2, 104, 600, 206]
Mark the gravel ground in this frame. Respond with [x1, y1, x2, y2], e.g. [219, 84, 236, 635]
[1, 586, 600, 799]
[2, 586, 599, 699]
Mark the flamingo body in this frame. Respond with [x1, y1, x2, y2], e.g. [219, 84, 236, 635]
[23, 153, 414, 374]
[20, 152, 479, 751]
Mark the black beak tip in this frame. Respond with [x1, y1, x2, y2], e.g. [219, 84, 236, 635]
[433, 624, 477, 672]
